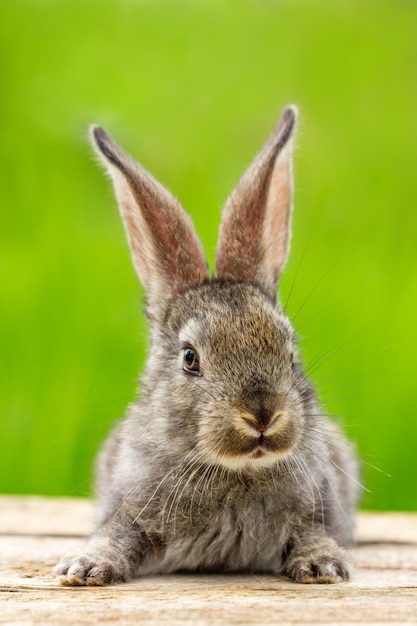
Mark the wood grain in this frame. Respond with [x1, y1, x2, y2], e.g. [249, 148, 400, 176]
[1, 496, 416, 624]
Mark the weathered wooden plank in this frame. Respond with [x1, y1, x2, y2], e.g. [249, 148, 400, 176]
[0, 497, 416, 624]
[0, 496, 94, 536]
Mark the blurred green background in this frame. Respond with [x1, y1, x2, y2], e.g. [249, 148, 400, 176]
[1, 0, 416, 510]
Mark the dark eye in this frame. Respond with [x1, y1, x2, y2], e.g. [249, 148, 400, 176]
[183, 347, 201, 375]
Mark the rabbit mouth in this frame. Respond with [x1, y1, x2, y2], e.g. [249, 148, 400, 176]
[205, 434, 294, 470]
[243, 431, 294, 462]
[246, 435, 276, 459]
[249, 446, 266, 460]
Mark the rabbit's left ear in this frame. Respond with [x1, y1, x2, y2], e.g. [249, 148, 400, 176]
[90, 126, 209, 322]
[216, 106, 297, 301]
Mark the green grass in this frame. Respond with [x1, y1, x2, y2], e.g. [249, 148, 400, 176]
[1, 0, 416, 509]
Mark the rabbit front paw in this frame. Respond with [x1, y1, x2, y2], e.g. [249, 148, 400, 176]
[285, 546, 351, 584]
[54, 553, 128, 586]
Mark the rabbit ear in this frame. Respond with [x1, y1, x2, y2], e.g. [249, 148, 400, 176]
[215, 106, 297, 301]
[90, 126, 209, 321]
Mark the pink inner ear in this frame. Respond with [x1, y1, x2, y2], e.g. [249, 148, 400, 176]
[216, 171, 271, 283]
[265, 154, 292, 279]
[93, 125, 209, 315]
[216, 132, 294, 298]
[127, 174, 209, 296]
[152, 208, 208, 293]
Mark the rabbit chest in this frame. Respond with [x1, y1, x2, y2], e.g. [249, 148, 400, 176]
[137, 470, 298, 575]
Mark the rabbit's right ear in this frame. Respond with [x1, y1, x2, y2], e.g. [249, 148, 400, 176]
[90, 127, 209, 322]
[216, 106, 297, 301]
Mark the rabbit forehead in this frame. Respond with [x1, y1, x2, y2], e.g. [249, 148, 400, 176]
[176, 284, 294, 354]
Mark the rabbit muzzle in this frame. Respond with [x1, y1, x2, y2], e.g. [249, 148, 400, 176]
[236, 409, 296, 456]
[197, 400, 301, 471]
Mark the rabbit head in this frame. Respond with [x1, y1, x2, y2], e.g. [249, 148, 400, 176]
[91, 107, 313, 473]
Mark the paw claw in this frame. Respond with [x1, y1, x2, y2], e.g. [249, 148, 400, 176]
[54, 554, 125, 586]
[286, 550, 351, 584]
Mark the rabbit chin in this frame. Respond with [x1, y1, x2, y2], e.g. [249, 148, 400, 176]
[206, 446, 291, 472]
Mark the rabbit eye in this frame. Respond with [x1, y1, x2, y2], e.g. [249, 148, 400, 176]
[183, 347, 201, 375]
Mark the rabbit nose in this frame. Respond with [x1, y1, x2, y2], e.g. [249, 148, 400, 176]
[241, 411, 282, 434]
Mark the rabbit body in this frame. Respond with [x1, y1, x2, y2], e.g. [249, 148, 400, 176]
[56, 107, 359, 586]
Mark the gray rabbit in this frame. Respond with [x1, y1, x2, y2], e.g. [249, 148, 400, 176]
[55, 106, 359, 586]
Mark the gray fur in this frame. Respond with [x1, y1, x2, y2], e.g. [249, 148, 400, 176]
[55, 107, 359, 586]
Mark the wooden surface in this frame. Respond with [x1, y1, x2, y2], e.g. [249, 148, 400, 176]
[1, 496, 416, 625]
